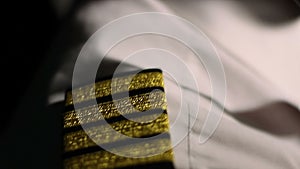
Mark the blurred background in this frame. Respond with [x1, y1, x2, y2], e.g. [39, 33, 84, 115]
[3, 0, 58, 126]
[1, 0, 299, 168]
[3, 0, 300, 122]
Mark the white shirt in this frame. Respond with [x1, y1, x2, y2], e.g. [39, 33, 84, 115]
[49, 1, 300, 168]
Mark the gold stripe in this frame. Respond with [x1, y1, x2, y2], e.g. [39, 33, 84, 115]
[64, 113, 169, 152]
[63, 70, 174, 169]
[65, 72, 164, 105]
[64, 138, 173, 169]
[64, 91, 167, 128]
